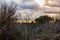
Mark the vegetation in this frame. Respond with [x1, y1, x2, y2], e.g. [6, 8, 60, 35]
[0, 2, 19, 40]
[14, 22, 60, 40]
[35, 15, 53, 24]
[0, 1, 60, 40]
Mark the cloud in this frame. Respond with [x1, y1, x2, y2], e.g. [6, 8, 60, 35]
[5, 0, 51, 20]
[0, 0, 40, 9]
[18, 0, 40, 10]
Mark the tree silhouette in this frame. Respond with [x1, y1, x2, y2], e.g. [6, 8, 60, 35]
[0, 2, 17, 40]
[35, 15, 53, 24]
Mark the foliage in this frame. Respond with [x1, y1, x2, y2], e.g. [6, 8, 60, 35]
[35, 15, 53, 24]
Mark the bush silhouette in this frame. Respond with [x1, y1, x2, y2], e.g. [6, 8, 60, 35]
[35, 15, 53, 24]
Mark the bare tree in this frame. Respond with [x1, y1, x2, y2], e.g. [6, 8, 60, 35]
[0, 2, 17, 40]
[0, 2, 17, 27]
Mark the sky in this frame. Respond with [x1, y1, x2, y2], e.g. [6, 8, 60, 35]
[0, 0, 42, 9]
[34, 0, 45, 6]
[0, 0, 45, 20]
[0, 0, 45, 7]
[0, 0, 60, 20]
